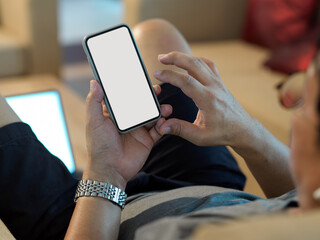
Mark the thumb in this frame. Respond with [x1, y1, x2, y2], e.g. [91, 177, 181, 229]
[159, 118, 201, 145]
[86, 80, 105, 125]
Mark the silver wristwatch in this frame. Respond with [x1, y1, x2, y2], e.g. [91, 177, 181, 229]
[74, 179, 127, 209]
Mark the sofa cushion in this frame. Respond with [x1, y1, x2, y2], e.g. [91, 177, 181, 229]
[242, 0, 319, 75]
[0, 219, 15, 240]
[243, 0, 318, 49]
[264, 25, 320, 74]
[124, 0, 248, 42]
[192, 209, 320, 240]
[0, 30, 26, 77]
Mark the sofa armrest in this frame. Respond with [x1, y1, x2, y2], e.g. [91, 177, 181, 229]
[192, 209, 320, 240]
[124, 0, 248, 42]
[0, 0, 61, 76]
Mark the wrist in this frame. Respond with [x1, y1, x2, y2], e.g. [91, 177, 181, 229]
[230, 115, 260, 149]
[231, 116, 289, 165]
[83, 167, 127, 191]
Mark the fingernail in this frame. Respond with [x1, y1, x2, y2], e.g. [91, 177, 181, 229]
[163, 127, 171, 134]
[154, 70, 162, 77]
[158, 54, 167, 59]
[154, 84, 160, 91]
[90, 81, 95, 90]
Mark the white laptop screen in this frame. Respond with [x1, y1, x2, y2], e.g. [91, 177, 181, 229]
[6, 91, 76, 174]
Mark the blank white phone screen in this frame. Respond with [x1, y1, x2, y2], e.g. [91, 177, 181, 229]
[6, 91, 76, 174]
[87, 26, 159, 131]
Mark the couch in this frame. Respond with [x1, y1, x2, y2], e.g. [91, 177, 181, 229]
[0, 0, 313, 238]
[0, 0, 60, 77]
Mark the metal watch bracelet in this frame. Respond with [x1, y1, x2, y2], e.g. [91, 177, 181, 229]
[74, 179, 127, 209]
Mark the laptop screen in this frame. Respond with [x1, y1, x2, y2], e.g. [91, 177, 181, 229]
[6, 91, 76, 173]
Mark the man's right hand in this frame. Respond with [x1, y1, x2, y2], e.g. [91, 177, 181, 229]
[154, 51, 295, 198]
[154, 51, 251, 147]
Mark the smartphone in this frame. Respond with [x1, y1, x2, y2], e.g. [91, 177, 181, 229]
[83, 24, 161, 133]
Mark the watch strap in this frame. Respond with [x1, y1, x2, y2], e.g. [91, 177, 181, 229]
[74, 179, 127, 209]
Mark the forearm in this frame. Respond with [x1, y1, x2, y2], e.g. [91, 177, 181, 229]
[232, 116, 295, 198]
[65, 78, 167, 239]
[65, 168, 126, 240]
[65, 197, 121, 240]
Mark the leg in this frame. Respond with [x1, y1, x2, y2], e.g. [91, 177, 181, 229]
[126, 19, 246, 196]
[133, 19, 192, 85]
[0, 96, 77, 239]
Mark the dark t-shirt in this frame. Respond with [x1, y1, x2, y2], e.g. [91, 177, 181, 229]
[120, 186, 297, 240]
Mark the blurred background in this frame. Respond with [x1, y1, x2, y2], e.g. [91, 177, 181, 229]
[0, 0, 318, 98]
[0, 0, 319, 96]
[59, 0, 123, 97]
[0, 0, 319, 198]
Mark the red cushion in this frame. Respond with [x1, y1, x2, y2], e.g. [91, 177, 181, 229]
[243, 0, 318, 49]
[264, 25, 320, 74]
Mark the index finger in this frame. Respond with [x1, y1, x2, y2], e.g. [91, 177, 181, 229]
[154, 69, 207, 107]
[158, 51, 212, 85]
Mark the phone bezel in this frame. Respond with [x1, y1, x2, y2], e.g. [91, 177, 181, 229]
[83, 24, 161, 133]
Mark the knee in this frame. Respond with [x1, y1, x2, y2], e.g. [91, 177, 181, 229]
[132, 18, 180, 40]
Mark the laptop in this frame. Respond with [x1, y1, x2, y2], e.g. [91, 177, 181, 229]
[6, 90, 76, 174]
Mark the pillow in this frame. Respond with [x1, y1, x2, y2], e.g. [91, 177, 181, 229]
[243, 0, 318, 49]
[264, 25, 320, 74]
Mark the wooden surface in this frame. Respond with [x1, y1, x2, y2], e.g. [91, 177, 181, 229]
[0, 75, 87, 170]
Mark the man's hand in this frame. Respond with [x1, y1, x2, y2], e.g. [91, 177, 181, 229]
[84, 80, 172, 190]
[154, 51, 250, 147]
[154, 51, 295, 197]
